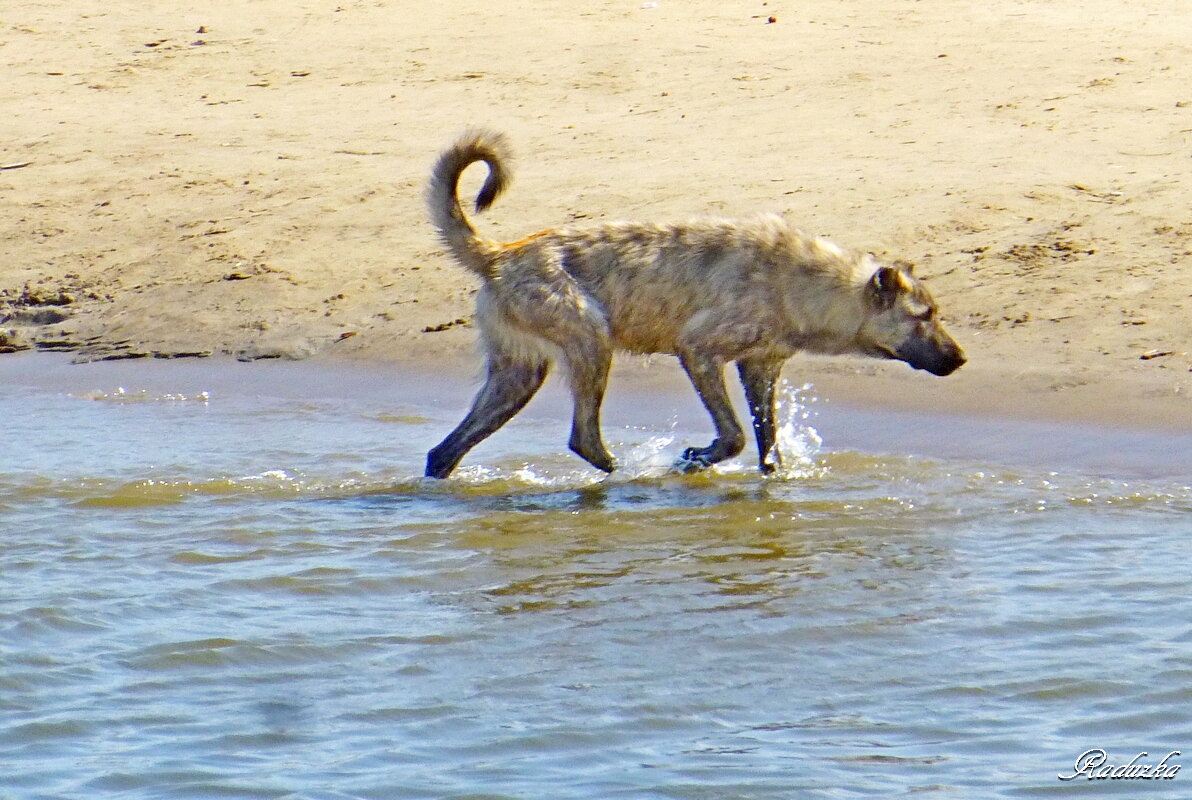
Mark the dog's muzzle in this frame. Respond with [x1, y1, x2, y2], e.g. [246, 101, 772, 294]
[895, 337, 966, 377]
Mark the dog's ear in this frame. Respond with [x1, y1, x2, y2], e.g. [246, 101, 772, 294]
[893, 259, 915, 276]
[867, 266, 902, 310]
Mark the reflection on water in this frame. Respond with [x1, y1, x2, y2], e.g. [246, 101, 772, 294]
[1, 356, 1190, 799]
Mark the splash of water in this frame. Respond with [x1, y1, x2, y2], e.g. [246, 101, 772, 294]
[608, 422, 678, 481]
[767, 380, 825, 480]
[425, 383, 824, 488]
[445, 424, 679, 490]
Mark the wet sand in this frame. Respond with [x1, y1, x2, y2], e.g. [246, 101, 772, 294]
[4, 351, 1190, 482]
[2, 0, 1189, 428]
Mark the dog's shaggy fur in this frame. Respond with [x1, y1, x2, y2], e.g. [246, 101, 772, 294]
[425, 129, 965, 478]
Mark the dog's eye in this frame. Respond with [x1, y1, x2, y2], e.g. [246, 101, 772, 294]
[915, 308, 936, 322]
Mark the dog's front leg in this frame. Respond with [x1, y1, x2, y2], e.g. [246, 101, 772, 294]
[676, 352, 746, 472]
[737, 357, 785, 474]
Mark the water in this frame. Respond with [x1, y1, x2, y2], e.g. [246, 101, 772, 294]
[2, 353, 1190, 799]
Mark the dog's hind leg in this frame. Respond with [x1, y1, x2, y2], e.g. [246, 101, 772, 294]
[425, 354, 549, 478]
[737, 356, 785, 474]
[561, 338, 616, 473]
[503, 254, 616, 474]
[676, 352, 747, 472]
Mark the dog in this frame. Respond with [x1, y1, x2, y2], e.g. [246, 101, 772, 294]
[424, 129, 965, 478]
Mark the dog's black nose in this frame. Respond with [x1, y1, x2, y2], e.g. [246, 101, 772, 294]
[928, 348, 966, 377]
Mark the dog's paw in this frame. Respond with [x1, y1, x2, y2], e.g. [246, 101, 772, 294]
[675, 447, 714, 474]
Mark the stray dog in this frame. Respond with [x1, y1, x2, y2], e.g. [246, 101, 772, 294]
[424, 129, 965, 478]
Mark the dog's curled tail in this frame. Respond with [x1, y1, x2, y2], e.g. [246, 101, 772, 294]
[426, 128, 512, 279]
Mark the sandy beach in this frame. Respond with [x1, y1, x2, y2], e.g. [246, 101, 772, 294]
[3, 0, 1189, 428]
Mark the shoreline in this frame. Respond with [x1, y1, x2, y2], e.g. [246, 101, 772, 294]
[4, 349, 1190, 482]
[4, 344, 1190, 436]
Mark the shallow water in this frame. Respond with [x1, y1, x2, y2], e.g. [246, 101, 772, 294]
[2, 354, 1190, 799]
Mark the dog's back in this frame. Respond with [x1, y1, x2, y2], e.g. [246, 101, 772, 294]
[489, 215, 879, 359]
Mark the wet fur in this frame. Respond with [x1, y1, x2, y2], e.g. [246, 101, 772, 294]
[425, 129, 965, 478]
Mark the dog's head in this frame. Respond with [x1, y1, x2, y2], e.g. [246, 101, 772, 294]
[857, 263, 966, 376]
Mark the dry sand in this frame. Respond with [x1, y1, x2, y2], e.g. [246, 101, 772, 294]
[2, 0, 1190, 429]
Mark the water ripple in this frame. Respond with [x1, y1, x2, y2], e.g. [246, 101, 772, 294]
[3, 363, 1191, 799]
